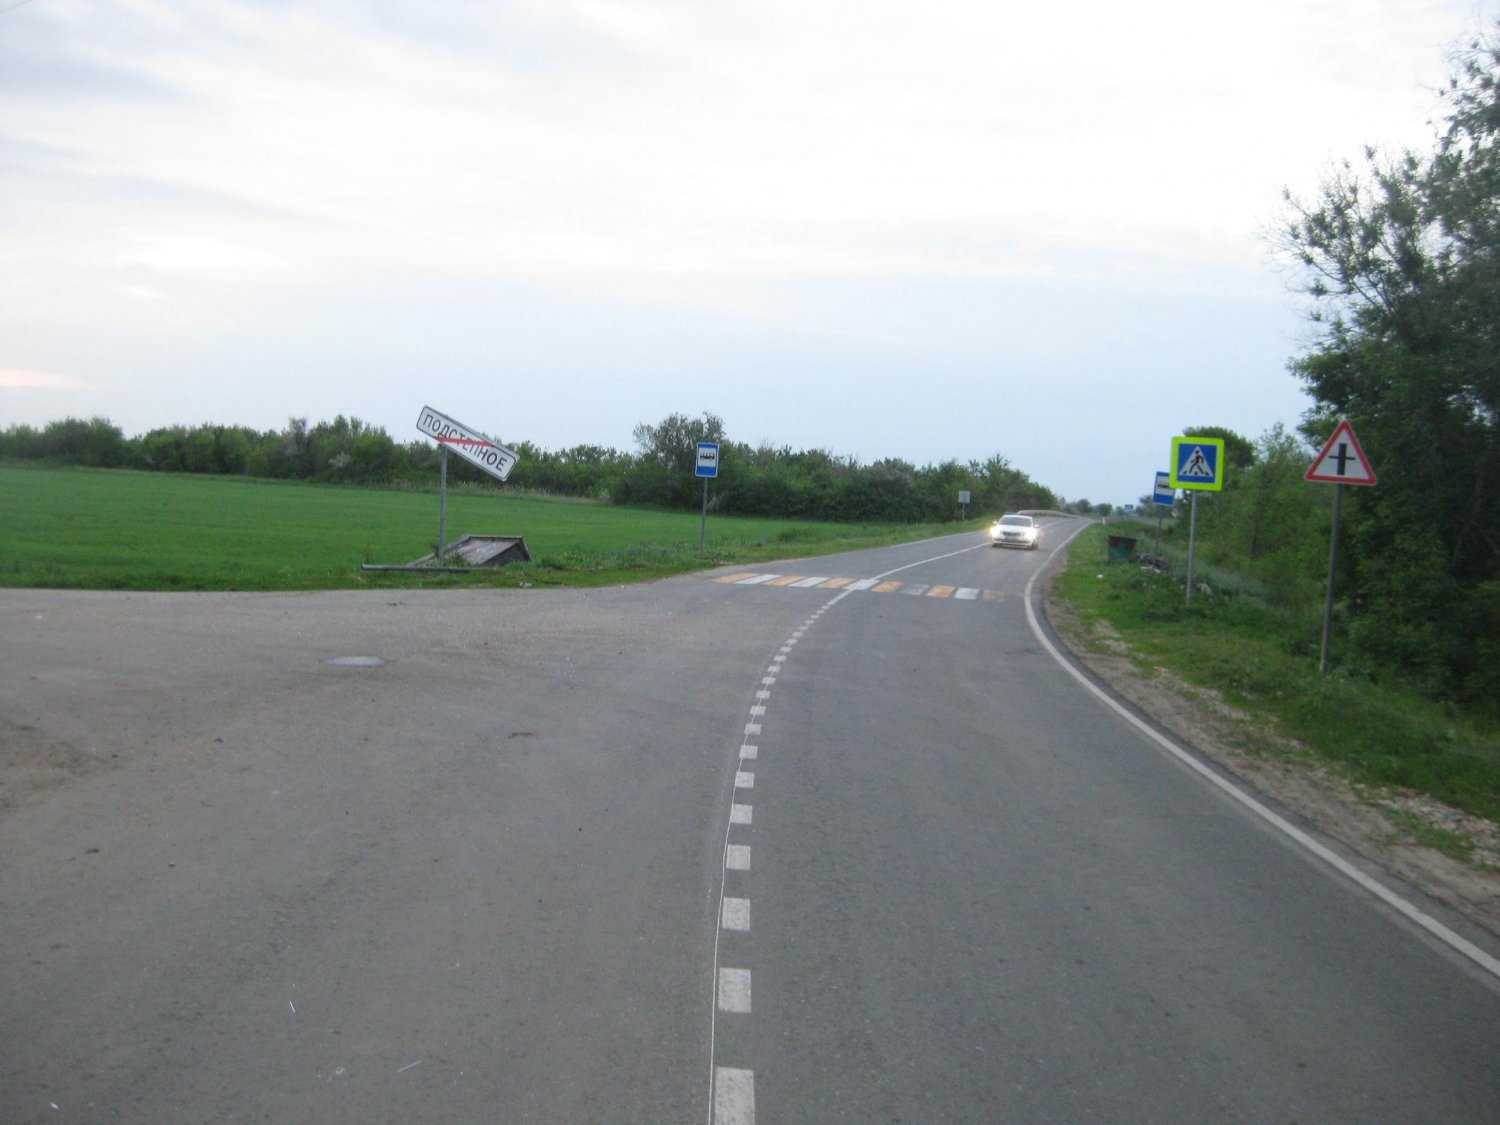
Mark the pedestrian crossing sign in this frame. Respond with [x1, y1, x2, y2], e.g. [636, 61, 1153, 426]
[1170, 436, 1225, 491]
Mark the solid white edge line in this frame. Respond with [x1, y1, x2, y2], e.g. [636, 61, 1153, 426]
[1023, 522, 1500, 983]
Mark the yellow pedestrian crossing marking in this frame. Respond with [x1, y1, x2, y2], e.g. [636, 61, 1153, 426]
[711, 572, 1004, 602]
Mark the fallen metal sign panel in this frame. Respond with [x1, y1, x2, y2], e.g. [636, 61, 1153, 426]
[416, 405, 518, 482]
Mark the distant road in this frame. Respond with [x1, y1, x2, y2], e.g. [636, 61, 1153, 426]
[3, 521, 1499, 1122]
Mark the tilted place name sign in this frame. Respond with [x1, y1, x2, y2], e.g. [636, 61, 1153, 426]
[416, 405, 518, 482]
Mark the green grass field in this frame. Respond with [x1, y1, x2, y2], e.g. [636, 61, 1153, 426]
[1052, 521, 1500, 840]
[0, 466, 976, 591]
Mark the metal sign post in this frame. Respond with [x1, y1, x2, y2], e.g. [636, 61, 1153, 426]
[696, 442, 720, 551]
[438, 443, 448, 562]
[1318, 483, 1343, 676]
[1305, 419, 1377, 675]
[1150, 470, 1174, 562]
[1185, 493, 1201, 601]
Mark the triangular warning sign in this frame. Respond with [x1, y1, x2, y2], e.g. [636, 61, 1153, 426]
[1305, 419, 1376, 485]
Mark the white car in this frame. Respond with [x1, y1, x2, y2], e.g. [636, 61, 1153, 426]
[989, 513, 1041, 549]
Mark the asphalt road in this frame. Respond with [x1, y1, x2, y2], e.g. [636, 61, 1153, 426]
[3, 522, 1499, 1123]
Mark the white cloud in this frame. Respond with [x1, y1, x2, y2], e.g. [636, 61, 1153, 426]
[123, 234, 288, 275]
[3, 0, 1475, 304]
[0, 367, 100, 390]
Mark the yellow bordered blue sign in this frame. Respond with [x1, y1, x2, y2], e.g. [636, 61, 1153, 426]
[1170, 436, 1225, 491]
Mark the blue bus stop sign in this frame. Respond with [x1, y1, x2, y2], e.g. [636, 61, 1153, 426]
[1152, 471, 1175, 506]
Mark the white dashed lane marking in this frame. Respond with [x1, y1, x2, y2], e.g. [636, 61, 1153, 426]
[711, 592, 861, 1124]
[718, 969, 752, 1013]
[715, 1068, 755, 1125]
[722, 898, 751, 931]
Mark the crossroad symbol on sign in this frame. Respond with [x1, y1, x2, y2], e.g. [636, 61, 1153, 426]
[1305, 419, 1377, 486]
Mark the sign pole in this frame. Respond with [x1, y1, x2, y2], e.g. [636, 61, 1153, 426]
[700, 476, 709, 552]
[438, 444, 449, 562]
[1185, 492, 1199, 606]
[1319, 482, 1343, 677]
[1149, 471, 1173, 566]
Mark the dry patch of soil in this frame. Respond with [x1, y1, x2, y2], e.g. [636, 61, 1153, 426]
[1044, 592, 1500, 942]
[0, 716, 114, 813]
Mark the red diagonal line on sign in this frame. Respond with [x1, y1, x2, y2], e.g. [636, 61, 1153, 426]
[436, 436, 497, 448]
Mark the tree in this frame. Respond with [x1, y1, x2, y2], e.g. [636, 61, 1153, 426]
[1280, 27, 1500, 705]
[627, 411, 725, 508]
[38, 417, 128, 467]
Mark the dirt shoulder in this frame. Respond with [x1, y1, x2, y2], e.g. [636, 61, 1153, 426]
[1041, 569, 1500, 945]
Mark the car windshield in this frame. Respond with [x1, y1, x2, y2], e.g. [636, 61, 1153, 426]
[999, 516, 1032, 526]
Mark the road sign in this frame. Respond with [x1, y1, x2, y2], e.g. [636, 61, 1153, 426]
[696, 441, 720, 479]
[416, 405, 518, 482]
[1152, 471, 1175, 507]
[1170, 436, 1225, 492]
[1305, 419, 1377, 485]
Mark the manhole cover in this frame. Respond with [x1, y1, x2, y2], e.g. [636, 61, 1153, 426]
[325, 655, 386, 668]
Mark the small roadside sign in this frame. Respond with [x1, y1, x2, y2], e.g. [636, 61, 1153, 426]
[1170, 436, 1225, 491]
[1305, 419, 1377, 485]
[1152, 471, 1175, 507]
[696, 442, 720, 479]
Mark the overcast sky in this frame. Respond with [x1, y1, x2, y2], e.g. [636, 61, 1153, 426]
[2, 0, 1491, 504]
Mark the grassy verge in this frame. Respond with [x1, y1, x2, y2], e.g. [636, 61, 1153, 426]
[1051, 521, 1500, 839]
[0, 466, 979, 592]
